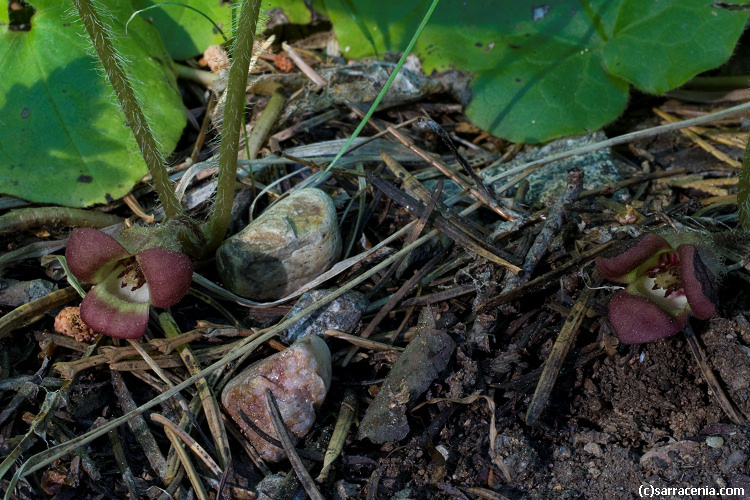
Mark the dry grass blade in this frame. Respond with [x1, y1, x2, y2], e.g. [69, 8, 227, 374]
[503, 167, 584, 292]
[526, 284, 598, 427]
[387, 125, 520, 220]
[653, 108, 741, 168]
[163, 426, 211, 500]
[476, 240, 615, 313]
[324, 329, 404, 351]
[151, 414, 223, 477]
[399, 284, 476, 308]
[264, 389, 325, 500]
[127, 339, 183, 389]
[342, 246, 449, 365]
[159, 313, 232, 471]
[380, 151, 434, 202]
[482, 98, 750, 188]
[282, 41, 326, 86]
[0, 287, 80, 341]
[124, 339, 222, 482]
[422, 118, 504, 210]
[110, 370, 168, 483]
[367, 172, 521, 273]
[108, 427, 140, 498]
[162, 377, 229, 482]
[316, 388, 358, 483]
[578, 168, 687, 199]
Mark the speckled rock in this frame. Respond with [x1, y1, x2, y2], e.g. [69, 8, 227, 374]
[0, 279, 56, 307]
[216, 188, 342, 300]
[479, 132, 623, 208]
[221, 335, 331, 462]
[279, 289, 369, 344]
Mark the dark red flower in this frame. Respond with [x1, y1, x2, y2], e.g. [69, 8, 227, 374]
[596, 233, 718, 344]
[65, 228, 193, 339]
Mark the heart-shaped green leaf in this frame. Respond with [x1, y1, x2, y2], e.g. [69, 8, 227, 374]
[0, 0, 185, 207]
[322, 0, 747, 143]
[130, 0, 233, 60]
[130, 0, 312, 61]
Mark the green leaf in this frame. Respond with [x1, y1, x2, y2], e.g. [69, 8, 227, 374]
[0, 0, 185, 207]
[131, 0, 233, 60]
[324, 0, 747, 143]
[1, 5, 10, 27]
[599, 1, 744, 94]
[264, 0, 312, 25]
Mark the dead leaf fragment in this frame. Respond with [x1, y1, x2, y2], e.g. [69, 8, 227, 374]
[358, 308, 455, 443]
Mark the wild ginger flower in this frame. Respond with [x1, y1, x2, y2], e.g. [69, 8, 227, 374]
[65, 228, 193, 339]
[595, 233, 718, 344]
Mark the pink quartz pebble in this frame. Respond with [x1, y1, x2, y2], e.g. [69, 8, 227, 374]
[221, 335, 332, 462]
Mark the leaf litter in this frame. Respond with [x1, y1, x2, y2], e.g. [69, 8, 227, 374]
[1, 21, 750, 500]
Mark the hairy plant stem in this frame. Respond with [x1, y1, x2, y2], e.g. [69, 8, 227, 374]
[205, 0, 263, 251]
[71, 0, 183, 221]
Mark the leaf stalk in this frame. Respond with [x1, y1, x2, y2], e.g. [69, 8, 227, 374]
[205, 0, 263, 250]
[71, 0, 183, 221]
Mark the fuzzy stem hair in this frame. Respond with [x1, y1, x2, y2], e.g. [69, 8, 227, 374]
[204, 0, 262, 250]
[71, 0, 183, 221]
[206, 0, 261, 249]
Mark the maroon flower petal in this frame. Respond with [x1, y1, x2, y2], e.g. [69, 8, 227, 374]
[596, 233, 672, 283]
[66, 228, 131, 284]
[136, 248, 193, 308]
[676, 245, 717, 320]
[79, 271, 151, 339]
[608, 292, 686, 344]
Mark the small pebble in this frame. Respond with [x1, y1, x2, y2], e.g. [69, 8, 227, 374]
[706, 436, 724, 449]
[216, 188, 341, 300]
[588, 398, 603, 412]
[0, 278, 56, 307]
[221, 335, 331, 462]
[280, 289, 369, 344]
[333, 480, 361, 500]
[584, 442, 603, 457]
[723, 450, 747, 473]
[435, 444, 451, 461]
